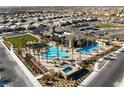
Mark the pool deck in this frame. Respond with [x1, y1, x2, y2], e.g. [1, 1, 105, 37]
[31, 42, 110, 73]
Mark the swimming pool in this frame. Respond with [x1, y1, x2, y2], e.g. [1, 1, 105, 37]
[0, 80, 4, 87]
[63, 67, 72, 73]
[76, 43, 99, 54]
[42, 46, 69, 60]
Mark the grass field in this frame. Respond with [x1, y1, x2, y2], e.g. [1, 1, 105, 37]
[95, 22, 124, 28]
[5, 34, 38, 48]
[96, 23, 113, 28]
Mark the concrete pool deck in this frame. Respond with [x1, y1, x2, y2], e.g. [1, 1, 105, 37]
[32, 43, 109, 73]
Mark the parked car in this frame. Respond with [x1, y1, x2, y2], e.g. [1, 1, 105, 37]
[114, 50, 120, 54]
[119, 48, 124, 52]
[104, 55, 116, 60]
[110, 56, 117, 60]
[108, 53, 116, 57]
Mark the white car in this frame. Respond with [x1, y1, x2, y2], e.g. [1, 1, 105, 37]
[109, 53, 116, 57]
[122, 44, 124, 46]
[110, 56, 117, 60]
[119, 48, 124, 52]
[104, 55, 111, 60]
[104, 54, 116, 60]
[114, 50, 120, 54]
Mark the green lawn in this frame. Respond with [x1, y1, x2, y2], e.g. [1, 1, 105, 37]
[95, 22, 124, 28]
[96, 23, 113, 28]
[5, 34, 38, 48]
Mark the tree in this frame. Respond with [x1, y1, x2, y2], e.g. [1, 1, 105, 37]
[28, 44, 32, 53]
[65, 38, 69, 53]
[77, 36, 82, 59]
[40, 48, 43, 59]
[55, 42, 60, 62]
[36, 48, 41, 61]
[32, 47, 35, 57]
[22, 39, 27, 55]
[85, 38, 90, 55]
[17, 48, 22, 56]
[71, 37, 76, 61]
[44, 47, 49, 63]
[40, 33, 45, 42]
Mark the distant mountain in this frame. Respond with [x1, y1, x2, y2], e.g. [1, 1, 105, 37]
[0, 6, 124, 13]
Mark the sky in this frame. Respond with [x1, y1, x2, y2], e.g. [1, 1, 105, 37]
[0, 0, 124, 6]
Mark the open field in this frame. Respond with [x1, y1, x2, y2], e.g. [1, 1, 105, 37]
[5, 34, 38, 48]
[95, 23, 124, 28]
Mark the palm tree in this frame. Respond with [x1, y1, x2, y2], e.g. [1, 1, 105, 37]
[36, 48, 41, 61]
[88, 38, 93, 54]
[77, 37, 82, 59]
[22, 39, 27, 55]
[65, 39, 69, 53]
[55, 42, 60, 62]
[44, 47, 49, 63]
[40, 48, 43, 59]
[40, 33, 47, 44]
[32, 47, 35, 57]
[28, 44, 32, 53]
[86, 38, 89, 55]
[17, 48, 22, 56]
[71, 37, 76, 61]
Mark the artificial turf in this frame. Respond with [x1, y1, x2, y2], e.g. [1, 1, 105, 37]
[5, 34, 38, 48]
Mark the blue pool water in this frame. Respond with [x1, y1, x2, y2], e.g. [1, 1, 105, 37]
[63, 67, 72, 73]
[42, 46, 69, 60]
[76, 43, 99, 54]
[0, 80, 4, 87]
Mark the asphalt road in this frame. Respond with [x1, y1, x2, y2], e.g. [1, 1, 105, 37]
[86, 51, 124, 87]
[0, 41, 32, 87]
